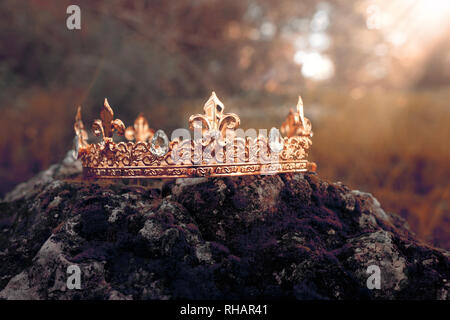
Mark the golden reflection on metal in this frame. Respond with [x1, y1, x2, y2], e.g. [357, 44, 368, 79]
[281, 96, 312, 138]
[125, 113, 155, 142]
[92, 98, 125, 142]
[189, 91, 240, 136]
[75, 92, 316, 179]
[74, 106, 88, 149]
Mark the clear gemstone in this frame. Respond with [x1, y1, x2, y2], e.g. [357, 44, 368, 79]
[150, 130, 169, 157]
[209, 129, 221, 140]
[269, 127, 284, 152]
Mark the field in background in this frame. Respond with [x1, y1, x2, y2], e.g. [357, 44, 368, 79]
[0, 87, 448, 249]
[315, 89, 449, 250]
[234, 87, 450, 249]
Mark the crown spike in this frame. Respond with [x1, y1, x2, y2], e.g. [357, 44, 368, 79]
[211, 92, 217, 130]
[104, 98, 114, 115]
[280, 95, 312, 138]
[74, 106, 88, 152]
[297, 96, 305, 126]
[76, 105, 82, 121]
[203, 91, 225, 130]
[93, 98, 125, 141]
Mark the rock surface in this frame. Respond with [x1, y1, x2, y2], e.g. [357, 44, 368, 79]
[0, 156, 449, 300]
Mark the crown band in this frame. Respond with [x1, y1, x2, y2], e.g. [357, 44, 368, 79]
[83, 160, 314, 179]
[74, 92, 317, 179]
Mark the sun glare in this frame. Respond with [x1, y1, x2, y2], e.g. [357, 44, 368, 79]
[414, 0, 450, 23]
[366, 0, 450, 52]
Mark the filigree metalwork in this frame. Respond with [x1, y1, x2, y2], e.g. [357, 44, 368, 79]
[75, 93, 316, 179]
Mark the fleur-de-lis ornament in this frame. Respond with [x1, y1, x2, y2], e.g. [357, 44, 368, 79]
[125, 113, 155, 142]
[281, 96, 312, 138]
[189, 91, 240, 137]
[92, 98, 125, 142]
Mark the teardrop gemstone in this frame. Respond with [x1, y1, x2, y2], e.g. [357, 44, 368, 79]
[269, 127, 284, 153]
[150, 129, 169, 157]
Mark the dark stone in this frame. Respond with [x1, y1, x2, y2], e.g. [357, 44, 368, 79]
[0, 157, 448, 300]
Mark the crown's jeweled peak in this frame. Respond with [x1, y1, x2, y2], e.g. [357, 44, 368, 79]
[74, 92, 316, 179]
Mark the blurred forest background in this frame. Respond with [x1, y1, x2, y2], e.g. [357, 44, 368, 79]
[0, 0, 448, 249]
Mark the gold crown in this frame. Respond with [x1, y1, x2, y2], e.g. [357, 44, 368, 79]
[74, 92, 316, 179]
